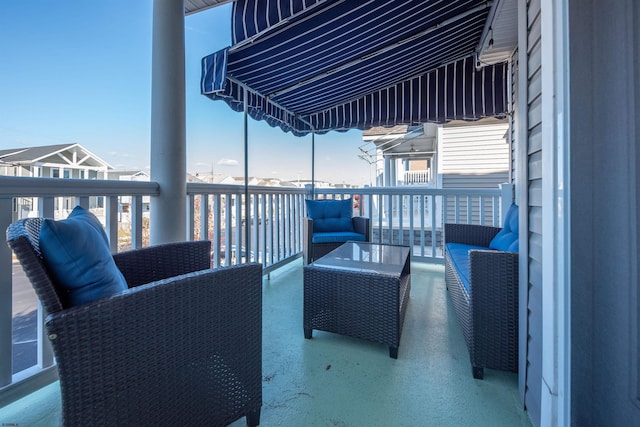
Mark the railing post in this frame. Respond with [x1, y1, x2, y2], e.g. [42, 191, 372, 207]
[253, 193, 260, 262]
[213, 194, 222, 267]
[0, 197, 14, 386]
[186, 194, 195, 242]
[105, 196, 119, 253]
[131, 195, 143, 249]
[500, 183, 515, 223]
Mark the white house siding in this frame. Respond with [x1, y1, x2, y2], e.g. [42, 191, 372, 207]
[440, 120, 510, 224]
[510, 53, 518, 182]
[523, 0, 542, 425]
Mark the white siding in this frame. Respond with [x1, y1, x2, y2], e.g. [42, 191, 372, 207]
[440, 120, 510, 188]
[440, 120, 510, 224]
[510, 55, 518, 181]
[524, 0, 542, 424]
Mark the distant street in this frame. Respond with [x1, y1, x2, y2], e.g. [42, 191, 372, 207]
[12, 261, 38, 373]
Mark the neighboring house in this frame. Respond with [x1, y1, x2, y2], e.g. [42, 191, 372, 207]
[363, 119, 510, 225]
[108, 170, 152, 223]
[438, 119, 511, 189]
[219, 175, 262, 186]
[362, 119, 510, 190]
[362, 124, 434, 187]
[0, 144, 113, 221]
[0, 143, 111, 179]
[438, 119, 511, 224]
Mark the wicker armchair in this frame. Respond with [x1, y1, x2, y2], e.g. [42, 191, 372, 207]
[6, 218, 262, 427]
[444, 223, 519, 379]
[303, 216, 370, 264]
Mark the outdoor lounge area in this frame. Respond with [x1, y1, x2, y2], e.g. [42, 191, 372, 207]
[2, 0, 639, 424]
[2, 259, 530, 426]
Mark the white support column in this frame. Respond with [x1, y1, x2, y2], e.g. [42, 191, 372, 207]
[500, 183, 514, 221]
[540, 0, 571, 425]
[150, 0, 187, 245]
[384, 157, 391, 186]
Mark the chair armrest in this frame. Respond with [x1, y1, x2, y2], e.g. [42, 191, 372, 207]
[303, 218, 313, 241]
[468, 249, 519, 333]
[352, 217, 370, 241]
[444, 223, 501, 247]
[303, 218, 314, 264]
[113, 240, 211, 287]
[467, 249, 519, 370]
[46, 263, 263, 423]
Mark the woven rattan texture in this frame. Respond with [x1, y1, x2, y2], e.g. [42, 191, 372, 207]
[444, 223, 519, 377]
[303, 252, 410, 357]
[113, 240, 211, 287]
[7, 218, 64, 314]
[6, 218, 263, 426]
[303, 216, 370, 264]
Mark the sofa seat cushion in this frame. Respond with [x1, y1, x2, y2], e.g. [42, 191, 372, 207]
[306, 199, 355, 233]
[445, 243, 491, 294]
[39, 206, 128, 307]
[312, 231, 366, 244]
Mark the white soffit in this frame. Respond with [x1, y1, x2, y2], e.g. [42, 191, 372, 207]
[185, 0, 235, 15]
[477, 0, 518, 65]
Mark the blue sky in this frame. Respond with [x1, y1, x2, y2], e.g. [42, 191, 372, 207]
[0, 1, 372, 185]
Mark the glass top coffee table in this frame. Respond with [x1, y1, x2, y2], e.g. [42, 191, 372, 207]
[303, 241, 411, 358]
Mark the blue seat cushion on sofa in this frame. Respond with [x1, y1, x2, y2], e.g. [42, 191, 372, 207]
[311, 231, 367, 244]
[446, 242, 490, 294]
[39, 206, 128, 307]
[306, 199, 354, 233]
[489, 203, 519, 252]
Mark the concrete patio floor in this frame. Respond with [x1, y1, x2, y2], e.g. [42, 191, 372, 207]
[1, 260, 531, 426]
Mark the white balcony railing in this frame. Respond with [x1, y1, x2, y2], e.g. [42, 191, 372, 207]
[0, 176, 511, 406]
[403, 169, 431, 185]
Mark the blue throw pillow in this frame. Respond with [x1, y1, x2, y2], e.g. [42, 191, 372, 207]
[305, 199, 354, 233]
[39, 206, 128, 307]
[489, 203, 519, 252]
[506, 203, 519, 235]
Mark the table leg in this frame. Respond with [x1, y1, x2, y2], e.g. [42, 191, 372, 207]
[389, 346, 398, 359]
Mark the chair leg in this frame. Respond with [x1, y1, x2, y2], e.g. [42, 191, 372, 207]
[472, 366, 484, 380]
[246, 408, 261, 426]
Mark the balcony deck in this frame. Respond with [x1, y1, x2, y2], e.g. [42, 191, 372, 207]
[1, 260, 530, 426]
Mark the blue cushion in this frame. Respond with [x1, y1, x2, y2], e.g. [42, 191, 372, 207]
[446, 243, 489, 294]
[488, 227, 517, 251]
[305, 199, 354, 233]
[489, 203, 519, 252]
[506, 203, 519, 234]
[507, 238, 519, 252]
[39, 206, 128, 307]
[311, 231, 367, 244]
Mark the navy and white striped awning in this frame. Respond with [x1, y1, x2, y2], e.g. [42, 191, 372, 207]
[201, 0, 508, 136]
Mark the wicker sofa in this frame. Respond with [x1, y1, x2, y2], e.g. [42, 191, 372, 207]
[444, 204, 519, 379]
[7, 217, 263, 426]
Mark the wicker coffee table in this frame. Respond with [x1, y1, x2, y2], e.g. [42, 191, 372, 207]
[303, 241, 411, 358]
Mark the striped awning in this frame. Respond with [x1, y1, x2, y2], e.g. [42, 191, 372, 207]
[201, 0, 508, 136]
